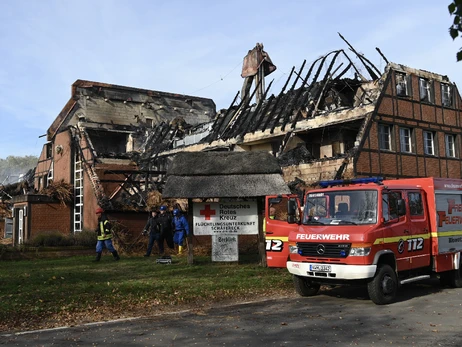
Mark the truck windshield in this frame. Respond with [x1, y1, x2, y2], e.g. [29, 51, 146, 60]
[303, 190, 378, 225]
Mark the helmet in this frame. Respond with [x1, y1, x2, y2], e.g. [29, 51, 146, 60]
[95, 207, 104, 214]
[173, 209, 179, 216]
[160, 205, 167, 211]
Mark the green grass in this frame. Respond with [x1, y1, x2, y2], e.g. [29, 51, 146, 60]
[0, 254, 293, 332]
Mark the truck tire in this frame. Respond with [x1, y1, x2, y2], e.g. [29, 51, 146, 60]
[367, 264, 398, 305]
[293, 275, 321, 296]
[450, 257, 462, 288]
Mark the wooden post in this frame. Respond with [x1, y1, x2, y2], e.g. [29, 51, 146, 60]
[257, 197, 267, 267]
[187, 198, 194, 265]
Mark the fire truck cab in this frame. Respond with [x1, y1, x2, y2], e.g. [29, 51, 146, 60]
[280, 177, 462, 304]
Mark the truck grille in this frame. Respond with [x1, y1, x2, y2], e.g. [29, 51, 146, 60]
[297, 242, 351, 258]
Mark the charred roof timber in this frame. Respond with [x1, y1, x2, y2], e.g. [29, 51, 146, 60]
[202, 45, 380, 144]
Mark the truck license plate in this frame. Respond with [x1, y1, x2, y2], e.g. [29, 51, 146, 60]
[310, 264, 331, 272]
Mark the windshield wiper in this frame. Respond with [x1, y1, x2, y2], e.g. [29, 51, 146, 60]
[337, 220, 357, 225]
[303, 219, 325, 225]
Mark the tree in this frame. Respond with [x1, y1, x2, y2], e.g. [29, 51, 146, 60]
[449, 1, 462, 61]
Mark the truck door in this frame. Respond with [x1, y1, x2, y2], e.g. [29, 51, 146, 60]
[406, 190, 431, 269]
[382, 190, 410, 272]
[265, 195, 300, 268]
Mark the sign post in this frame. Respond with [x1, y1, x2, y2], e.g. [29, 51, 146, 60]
[193, 201, 258, 262]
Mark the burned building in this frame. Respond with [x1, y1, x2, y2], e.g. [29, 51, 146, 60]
[8, 38, 462, 247]
[152, 41, 462, 191]
[11, 80, 215, 245]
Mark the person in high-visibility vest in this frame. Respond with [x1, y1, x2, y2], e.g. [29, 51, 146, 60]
[94, 207, 120, 262]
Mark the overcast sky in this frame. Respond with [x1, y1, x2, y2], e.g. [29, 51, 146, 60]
[0, 0, 460, 159]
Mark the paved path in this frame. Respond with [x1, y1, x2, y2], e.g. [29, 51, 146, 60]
[2, 279, 462, 346]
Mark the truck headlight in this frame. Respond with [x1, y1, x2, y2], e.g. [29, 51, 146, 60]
[289, 245, 299, 254]
[349, 245, 371, 256]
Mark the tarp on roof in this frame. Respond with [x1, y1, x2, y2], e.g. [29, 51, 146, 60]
[162, 151, 290, 198]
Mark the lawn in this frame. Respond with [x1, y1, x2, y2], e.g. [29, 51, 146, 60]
[0, 254, 293, 333]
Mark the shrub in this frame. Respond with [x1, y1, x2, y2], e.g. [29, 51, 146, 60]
[26, 230, 96, 248]
[71, 230, 97, 248]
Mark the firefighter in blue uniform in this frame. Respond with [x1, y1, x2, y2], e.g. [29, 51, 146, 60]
[172, 209, 190, 254]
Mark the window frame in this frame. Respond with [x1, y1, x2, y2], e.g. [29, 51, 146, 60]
[445, 133, 457, 158]
[441, 83, 453, 107]
[419, 78, 434, 103]
[395, 72, 410, 97]
[399, 127, 413, 153]
[378, 123, 393, 151]
[423, 131, 436, 156]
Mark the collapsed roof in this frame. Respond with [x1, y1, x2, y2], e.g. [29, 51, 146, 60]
[145, 36, 385, 165]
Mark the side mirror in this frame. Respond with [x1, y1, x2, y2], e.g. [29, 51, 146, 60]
[288, 198, 297, 224]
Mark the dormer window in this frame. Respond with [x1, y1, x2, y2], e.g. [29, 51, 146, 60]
[419, 78, 434, 103]
[395, 72, 410, 97]
[441, 83, 453, 107]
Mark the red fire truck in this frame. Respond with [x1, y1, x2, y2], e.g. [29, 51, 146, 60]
[272, 177, 462, 304]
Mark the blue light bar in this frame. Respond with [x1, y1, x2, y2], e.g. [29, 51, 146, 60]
[319, 177, 383, 188]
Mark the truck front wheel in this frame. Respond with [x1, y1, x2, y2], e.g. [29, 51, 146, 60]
[293, 275, 321, 296]
[367, 264, 398, 305]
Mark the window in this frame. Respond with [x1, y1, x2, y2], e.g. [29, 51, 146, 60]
[419, 78, 433, 103]
[408, 192, 424, 216]
[399, 127, 413, 153]
[423, 131, 436, 155]
[45, 142, 52, 159]
[445, 134, 456, 158]
[378, 124, 393, 151]
[382, 192, 402, 222]
[441, 83, 453, 107]
[396, 72, 410, 96]
[47, 162, 53, 187]
[146, 118, 154, 128]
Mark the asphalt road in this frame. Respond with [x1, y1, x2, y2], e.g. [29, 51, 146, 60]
[2, 279, 462, 347]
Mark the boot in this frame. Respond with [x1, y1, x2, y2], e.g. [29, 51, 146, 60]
[93, 252, 102, 262]
[112, 250, 120, 261]
[178, 245, 183, 254]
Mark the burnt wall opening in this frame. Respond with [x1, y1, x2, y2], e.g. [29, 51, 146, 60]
[87, 130, 128, 156]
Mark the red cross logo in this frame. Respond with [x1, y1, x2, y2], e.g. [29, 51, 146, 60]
[200, 204, 216, 220]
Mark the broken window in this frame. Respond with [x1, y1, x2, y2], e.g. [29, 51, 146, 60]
[419, 78, 433, 103]
[146, 118, 154, 128]
[87, 130, 129, 155]
[378, 124, 393, 151]
[395, 72, 410, 97]
[399, 127, 413, 153]
[445, 134, 456, 158]
[46, 142, 52, 159]
[47, 162, 54, 186]
[423, 131, 436, 155]
[441, 83, 453, 107]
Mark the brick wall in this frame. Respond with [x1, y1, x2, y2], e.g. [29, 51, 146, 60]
[30, 203, 71, 239]
[355, 67, 462, 179]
